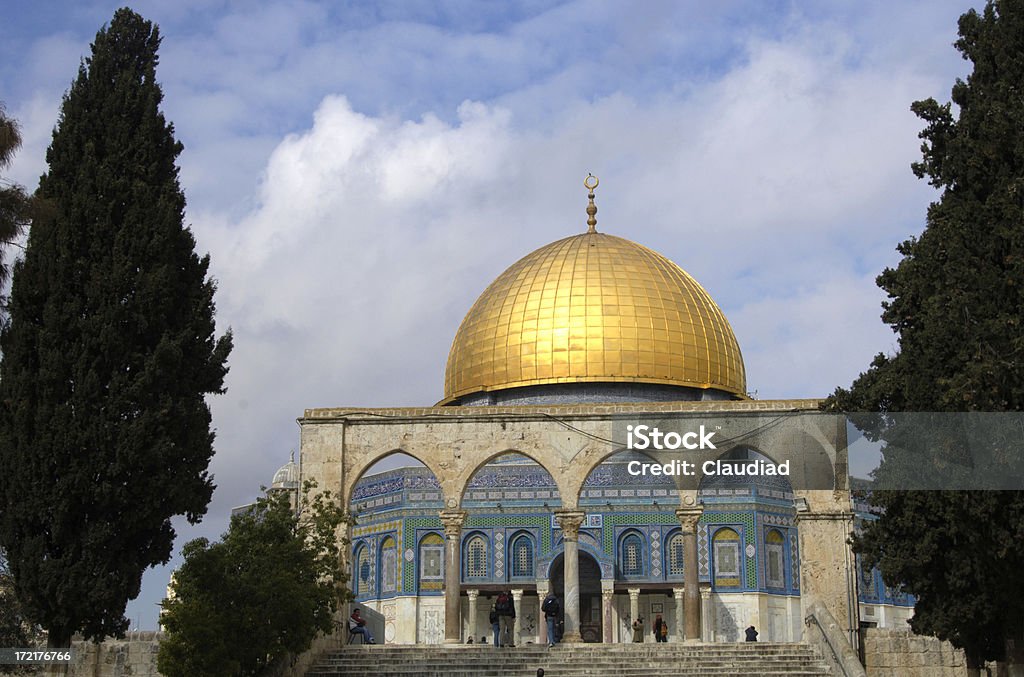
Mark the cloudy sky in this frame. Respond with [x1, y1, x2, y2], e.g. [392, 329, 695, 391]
[2, 0, 977, 629]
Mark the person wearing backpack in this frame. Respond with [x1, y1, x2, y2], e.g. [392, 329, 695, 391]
[541, 592, 560, 647]
[495, 590, 516, 646]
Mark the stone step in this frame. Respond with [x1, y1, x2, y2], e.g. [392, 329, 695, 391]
[306, 643, 831, 676]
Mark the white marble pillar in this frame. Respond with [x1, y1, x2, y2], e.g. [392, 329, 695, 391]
[512, 588, 524, 646]
[536, 581, 550, 645]
[440, 510, 467, 644]
[701, 586, 715, 642]
[467, 589, 479, 643]
[673, 587, 685, 643]
[601, 580, 615, 644]
[628, 587, 641, 641]
[556, 510, 586, 643]
[676, 508, 703, 643]
[628, 588, 641, 624]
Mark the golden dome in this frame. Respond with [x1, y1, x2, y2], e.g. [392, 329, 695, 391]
[441, 230, 747, 404]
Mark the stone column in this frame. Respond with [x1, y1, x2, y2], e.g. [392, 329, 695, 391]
[701, 585, 714, 642]
[672, 587, 685, 643]
[440, 510, 467, 644]
[512, 589, 524, 646]
[601, 580, 615, 644]
[555, 510, 586, 643]
[628, 587, 641, 626]
[536, 581, 549, 645]
[467, 589, 479, 643]
[676, 508, 703, 643]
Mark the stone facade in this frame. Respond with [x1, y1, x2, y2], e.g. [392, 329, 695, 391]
[297, 399, 905, 646]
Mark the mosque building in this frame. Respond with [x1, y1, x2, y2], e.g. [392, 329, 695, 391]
[287, 177, 913, 646]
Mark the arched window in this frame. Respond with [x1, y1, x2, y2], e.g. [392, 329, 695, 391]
[466, 534, 488, 579]
[667, 532, 685, 578]
[510, 534, 534, 578]
[380, 536, 398, 593]
[418, 532, 444, 592]
[621, 532, 644, 577]
[354, 543, 373, 595]
[765, 530, 785, 589]
[713, 528, 741, 588]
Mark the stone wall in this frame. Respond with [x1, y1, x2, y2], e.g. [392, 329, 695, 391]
[68, 632, 162, 677]
[864, 631, 1024, 677]
[863, 629, 967, 677]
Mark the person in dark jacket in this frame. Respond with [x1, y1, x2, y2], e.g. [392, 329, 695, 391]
[495, 590, 516, 646]
[541, 592, 560, 647]
[490, 604, 500, 648]
[745, 625, 759, 642]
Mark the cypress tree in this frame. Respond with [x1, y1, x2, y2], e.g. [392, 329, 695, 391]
[827, 0, 1024, 668]
[0, 8, 232, 647]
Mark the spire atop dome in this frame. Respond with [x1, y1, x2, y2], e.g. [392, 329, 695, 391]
[584, 173, 599, 233]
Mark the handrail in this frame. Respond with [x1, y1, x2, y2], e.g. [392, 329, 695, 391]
[804, 601, 866, 677]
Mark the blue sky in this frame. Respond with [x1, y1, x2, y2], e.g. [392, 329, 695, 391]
[2, 0, 978, 630]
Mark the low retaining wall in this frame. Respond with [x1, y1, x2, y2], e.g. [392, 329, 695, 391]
[864, 629, 1024, 677]
[68, 631, 162, 677]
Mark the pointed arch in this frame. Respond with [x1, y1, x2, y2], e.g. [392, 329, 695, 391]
[712, 527, 741, 589]
[464, 531, 489, 580]
[417, 532, 444, 593]
[618, 529, 646, 578]
[508, 531, 535, 579]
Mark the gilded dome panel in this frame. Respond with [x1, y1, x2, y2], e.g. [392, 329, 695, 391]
[442, 232, 746, 403]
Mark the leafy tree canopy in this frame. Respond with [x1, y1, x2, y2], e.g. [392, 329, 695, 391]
[826, 0, 1024, 667]
[0, 8, 231, 647]
[157, 483, 350, 677]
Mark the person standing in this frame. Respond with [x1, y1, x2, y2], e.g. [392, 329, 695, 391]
[541, 592, 560, 648]
[490, 604, 501, 648]
[495, 590, 516, 646]
[632, 616, 644, 643]
[745, 625, 759, 642]
[652, 614, 667, 643]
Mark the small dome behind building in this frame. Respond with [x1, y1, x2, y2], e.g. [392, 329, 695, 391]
[271, 452, 299, 491]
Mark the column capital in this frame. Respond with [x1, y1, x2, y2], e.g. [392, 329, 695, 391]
[511, 589, 524, 601]
[536, 580, 550, 596]
[554, 510, 586, 540]
[672, 587, 685, 601]
[467, 589, 479, 601]
[601, 579, 616, 594]
[440, 509, 467, 536]
[627, 587, 641, 601]
[675, 507, 703, 532]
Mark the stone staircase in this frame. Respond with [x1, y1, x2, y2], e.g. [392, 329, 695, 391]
[306, 643, 832, 676]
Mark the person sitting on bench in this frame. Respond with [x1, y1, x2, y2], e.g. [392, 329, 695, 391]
[349, 608, 375, 644]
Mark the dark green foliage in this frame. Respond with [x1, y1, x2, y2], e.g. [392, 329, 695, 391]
[825, 0, 1024, 667]
[0, 9, 231, 647]
[0, 551, 42, 674]
[157, 484, 350, 677]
